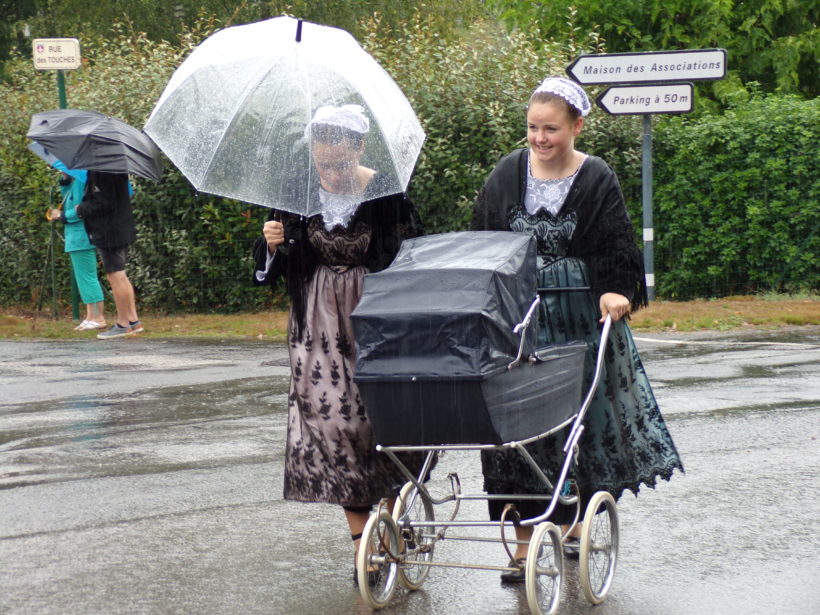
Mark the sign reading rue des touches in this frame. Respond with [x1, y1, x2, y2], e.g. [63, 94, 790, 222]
[32, 38, 81, 70]
[566, 48, 726, 85]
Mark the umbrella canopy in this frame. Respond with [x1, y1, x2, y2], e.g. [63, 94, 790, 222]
[27, 109, 162, 181]
[144, 16, 425, 214]
[27, 141, 60, 167]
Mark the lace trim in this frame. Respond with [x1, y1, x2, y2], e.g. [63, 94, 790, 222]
[524, 154, 585, 216]
[318, 187, 362, 230]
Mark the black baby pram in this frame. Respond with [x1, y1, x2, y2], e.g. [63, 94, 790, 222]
[351, 231, 618, 615]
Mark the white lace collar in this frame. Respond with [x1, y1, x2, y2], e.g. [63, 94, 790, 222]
[318, 187, 362, 230]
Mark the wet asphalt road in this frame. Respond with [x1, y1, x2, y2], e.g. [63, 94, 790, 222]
[1, 326, 819, 615]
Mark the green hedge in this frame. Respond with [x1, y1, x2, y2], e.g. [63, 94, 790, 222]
[653, 94, 819, 298]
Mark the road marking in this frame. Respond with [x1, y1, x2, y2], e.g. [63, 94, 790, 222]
[634, 337, 819, 349]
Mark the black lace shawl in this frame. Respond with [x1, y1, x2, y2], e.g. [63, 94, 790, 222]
[252, 175, 423, 338]
[472, 149, 647, 311]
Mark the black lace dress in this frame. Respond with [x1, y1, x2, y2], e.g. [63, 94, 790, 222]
[253, 183, 423, 507]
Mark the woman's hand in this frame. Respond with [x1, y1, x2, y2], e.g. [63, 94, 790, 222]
[263, 220, 285, 253]
[599, 292, 630, 323]
[48, 208, 62, 222]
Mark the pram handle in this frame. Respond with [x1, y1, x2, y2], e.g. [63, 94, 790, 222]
[537, 285, 591, 293]
[508, 286, 594, 369]
[508, 295, 541, 369]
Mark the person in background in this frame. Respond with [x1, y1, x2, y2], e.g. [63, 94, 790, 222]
[47, 161, 106, 331]
[74, 171, 143, 339]
[472, 77, 683, 582]
[253, 104, 424, 584]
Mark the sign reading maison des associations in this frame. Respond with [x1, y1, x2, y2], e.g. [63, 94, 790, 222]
[566, 48, 726, 85]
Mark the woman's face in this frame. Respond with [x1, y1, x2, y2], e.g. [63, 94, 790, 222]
[526, 101, 582, 165]
[312, 139, 363, 194]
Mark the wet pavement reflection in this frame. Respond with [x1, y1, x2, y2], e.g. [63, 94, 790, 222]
[1, 327, 819, 614]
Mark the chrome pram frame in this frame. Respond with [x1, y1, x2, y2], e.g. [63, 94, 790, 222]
[357, 289, 620, 615]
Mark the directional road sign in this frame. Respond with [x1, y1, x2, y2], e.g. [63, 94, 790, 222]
[567, 48, 726, 85]
[33, 38, 81, 70]
[596, 83, 694, 115]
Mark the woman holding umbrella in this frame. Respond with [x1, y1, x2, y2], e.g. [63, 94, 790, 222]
[47, 161, 107, 331]
[253, 104, 424, 582]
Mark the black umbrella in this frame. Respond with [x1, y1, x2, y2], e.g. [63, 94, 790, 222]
[27, 109, 162, 181]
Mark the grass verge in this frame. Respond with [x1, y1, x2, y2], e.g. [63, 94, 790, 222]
[1, 294, 817, 340]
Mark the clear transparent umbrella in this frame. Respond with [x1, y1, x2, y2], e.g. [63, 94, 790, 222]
[144, 16, 425, 215]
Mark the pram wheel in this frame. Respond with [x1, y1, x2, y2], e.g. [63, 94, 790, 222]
[579, 491, 619, 604]
[392, 481, 435, 590]
[525, 521, 563, 615]
[357, 509, 401, 609]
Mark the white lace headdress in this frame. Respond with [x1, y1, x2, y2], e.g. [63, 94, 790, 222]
[305, 104, 370, 138]
[533, 77, 591, 117]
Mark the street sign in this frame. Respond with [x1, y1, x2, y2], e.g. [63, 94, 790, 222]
[567, 48, 726, 85]
[596, 83, 694, 115]
[32, 38, 81, 70]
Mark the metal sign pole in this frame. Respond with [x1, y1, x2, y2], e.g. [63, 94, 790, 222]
[35, 38, 82, 321]
[55, 68, 81, 320]
[641, 115, 655, 301]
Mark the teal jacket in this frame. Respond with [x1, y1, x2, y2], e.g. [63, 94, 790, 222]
[52, 160, 93, 252]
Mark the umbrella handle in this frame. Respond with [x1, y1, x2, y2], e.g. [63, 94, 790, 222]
[45, 185, 65, 220]
[272, 210, 298, 255]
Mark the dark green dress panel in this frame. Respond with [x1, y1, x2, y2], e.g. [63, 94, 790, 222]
[481, 204, 682, 519]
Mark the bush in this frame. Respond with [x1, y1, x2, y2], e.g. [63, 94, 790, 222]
[364, 15, 642, 233]
[653, 94, 819, 298]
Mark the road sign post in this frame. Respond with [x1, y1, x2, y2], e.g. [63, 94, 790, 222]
[567, 49, 725, 301]
[33, 38, 82, 320]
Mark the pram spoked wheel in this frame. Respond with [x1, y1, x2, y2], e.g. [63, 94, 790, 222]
[357, 508, 401, 609]
[579, 491, 619, 604]
[525, 521, 563, 615]
[392, 481, 435, 590]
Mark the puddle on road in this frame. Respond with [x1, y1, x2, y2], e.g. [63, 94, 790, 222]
[0, 376, 290, 489]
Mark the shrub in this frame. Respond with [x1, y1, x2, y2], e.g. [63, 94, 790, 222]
[653, 94, 819, 298]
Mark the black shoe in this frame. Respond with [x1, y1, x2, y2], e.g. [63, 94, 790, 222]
[500, 558, 526, 584]
[563, 536, 580, 560]
[353, 567, 379, 587]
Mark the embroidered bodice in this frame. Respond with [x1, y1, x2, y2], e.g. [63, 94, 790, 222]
[508, 204, 578, 266]
[307, 216, 372, 268]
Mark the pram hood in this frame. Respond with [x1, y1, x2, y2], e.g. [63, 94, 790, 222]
[352, 231, 537, 381]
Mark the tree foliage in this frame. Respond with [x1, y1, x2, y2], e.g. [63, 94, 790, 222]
[1, 0, 488, 79]
[489, 0, 818, 99]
